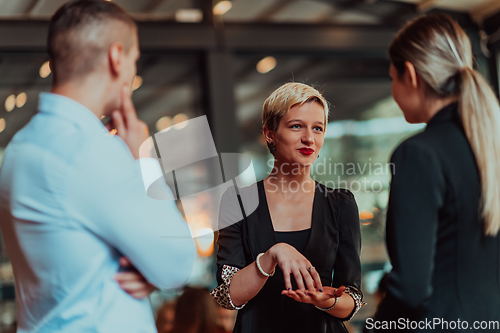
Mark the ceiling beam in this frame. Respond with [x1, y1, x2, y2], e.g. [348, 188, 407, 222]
[417, 0, 438, 13]
[254, 0, 297, 22]
[0, 20, 48, 51]
[27, 0, 41, 15]
[142, 0, 169, 13]
[0, 20, 399, 53]
[223, 23, 397, 53]
[473, 1, 500, 23]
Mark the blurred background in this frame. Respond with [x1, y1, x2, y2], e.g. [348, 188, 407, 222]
[0, 0, 499, 332]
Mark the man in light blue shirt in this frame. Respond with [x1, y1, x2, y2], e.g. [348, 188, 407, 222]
[0, 1, 195, 332]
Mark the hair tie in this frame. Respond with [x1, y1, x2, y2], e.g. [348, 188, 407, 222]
[440, 71, 461, 95]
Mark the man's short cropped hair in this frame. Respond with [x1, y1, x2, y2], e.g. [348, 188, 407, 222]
[48, 0, 136, 85]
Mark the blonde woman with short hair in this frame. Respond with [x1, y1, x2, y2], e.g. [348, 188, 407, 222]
[371, 14, 500, 332]
[211, 82, 365, 333]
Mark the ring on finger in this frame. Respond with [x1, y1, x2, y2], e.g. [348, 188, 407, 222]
[307, 266, 315, 272]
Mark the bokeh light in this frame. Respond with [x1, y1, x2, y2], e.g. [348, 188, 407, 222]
[256, 56, 277, 74]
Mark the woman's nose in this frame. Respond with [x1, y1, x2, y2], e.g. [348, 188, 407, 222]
[301, 129, 314, 144]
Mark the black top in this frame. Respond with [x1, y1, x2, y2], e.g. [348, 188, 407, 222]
[275, 228, 312, 254]
[373, 103, 500, 332]
[216, 180, 362, 333]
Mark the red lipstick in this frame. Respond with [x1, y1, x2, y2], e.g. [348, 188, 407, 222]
[298, 148, 314, 155]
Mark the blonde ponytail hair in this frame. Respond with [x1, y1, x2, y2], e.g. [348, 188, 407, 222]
[389, 14, 500, 236]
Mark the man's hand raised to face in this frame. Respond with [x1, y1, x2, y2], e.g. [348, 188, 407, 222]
[107, 86, 149, 159]
[115, 257, 157, 299]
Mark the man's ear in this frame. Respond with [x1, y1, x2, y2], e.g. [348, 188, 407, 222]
[109, 42, 124, 77]
[404, 61, 419, 89]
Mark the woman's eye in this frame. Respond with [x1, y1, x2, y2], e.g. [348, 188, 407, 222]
[291, 124, 301, 129]
[314, 126, 323, 132]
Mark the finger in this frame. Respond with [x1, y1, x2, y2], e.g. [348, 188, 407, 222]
[282, 268, 292, 291]
[120, 86, 138, 121]
[112, 110, 126, 138]
[292, 268, 306, 292]
[105, 118, 114, 131]
[119, 284, 149, 295]
[296, 289, 307, 298]
[300, 267, 316, 293]
[308, 290, 327, 303]
[296, 289, 313, 303]
[142, 121, 150, 137]
[335, 286, 346, 297]
[118, 282, 156, 294]
[310, 269, 323, 292]
[284, 290, 302, 302]
[128, 292, 150, 299]
[122, 288, 150, 299]
[117, 279, 155, 291]
[308, 291, 321, 302]
[135, 120, 149, 141]
[324, 286, 346, 298]
[116, 280, 148, 292]
[119, 257, 132, 267]
[114, 272, 146, 283]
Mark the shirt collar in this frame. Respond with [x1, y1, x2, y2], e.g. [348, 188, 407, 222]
[426, 101, 460, 128]
[38, 92, 108, 135]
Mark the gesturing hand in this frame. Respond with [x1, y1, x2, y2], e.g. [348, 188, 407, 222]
[106, 86, 149, 159]
[282, 286, 346, 309]
[114, 257, 157, 299]
[268, 243, 323, 294]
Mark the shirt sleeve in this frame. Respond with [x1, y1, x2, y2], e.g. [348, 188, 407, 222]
[211, 186, 248, 309]
[374, 139, 445, 327]
[331, 190, 366, 321]
[210, 264, 246, 310]
[66, 137, 196, 290]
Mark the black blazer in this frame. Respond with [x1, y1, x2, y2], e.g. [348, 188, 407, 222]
[216, 180, 362, 333]
[373, 103, 500, 332]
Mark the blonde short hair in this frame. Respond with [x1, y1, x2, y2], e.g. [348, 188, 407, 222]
[262, 82, 329, 153]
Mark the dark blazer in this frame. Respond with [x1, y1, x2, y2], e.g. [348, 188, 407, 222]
[373, 103, 500, 332]
[215, 180, 362, 333]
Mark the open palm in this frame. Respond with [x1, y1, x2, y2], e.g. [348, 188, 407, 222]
[281, 286, 345, 308]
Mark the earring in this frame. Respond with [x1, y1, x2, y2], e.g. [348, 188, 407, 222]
[317, 154, 320, 159]
[269, 142, 275, 155]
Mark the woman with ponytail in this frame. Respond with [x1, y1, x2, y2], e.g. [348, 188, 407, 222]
[371, 14, 500, 332]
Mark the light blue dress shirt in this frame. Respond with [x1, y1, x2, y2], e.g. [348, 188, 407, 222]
[0, 93, 196, 333]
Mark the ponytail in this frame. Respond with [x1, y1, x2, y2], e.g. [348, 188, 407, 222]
[459, 67, 500, 235]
